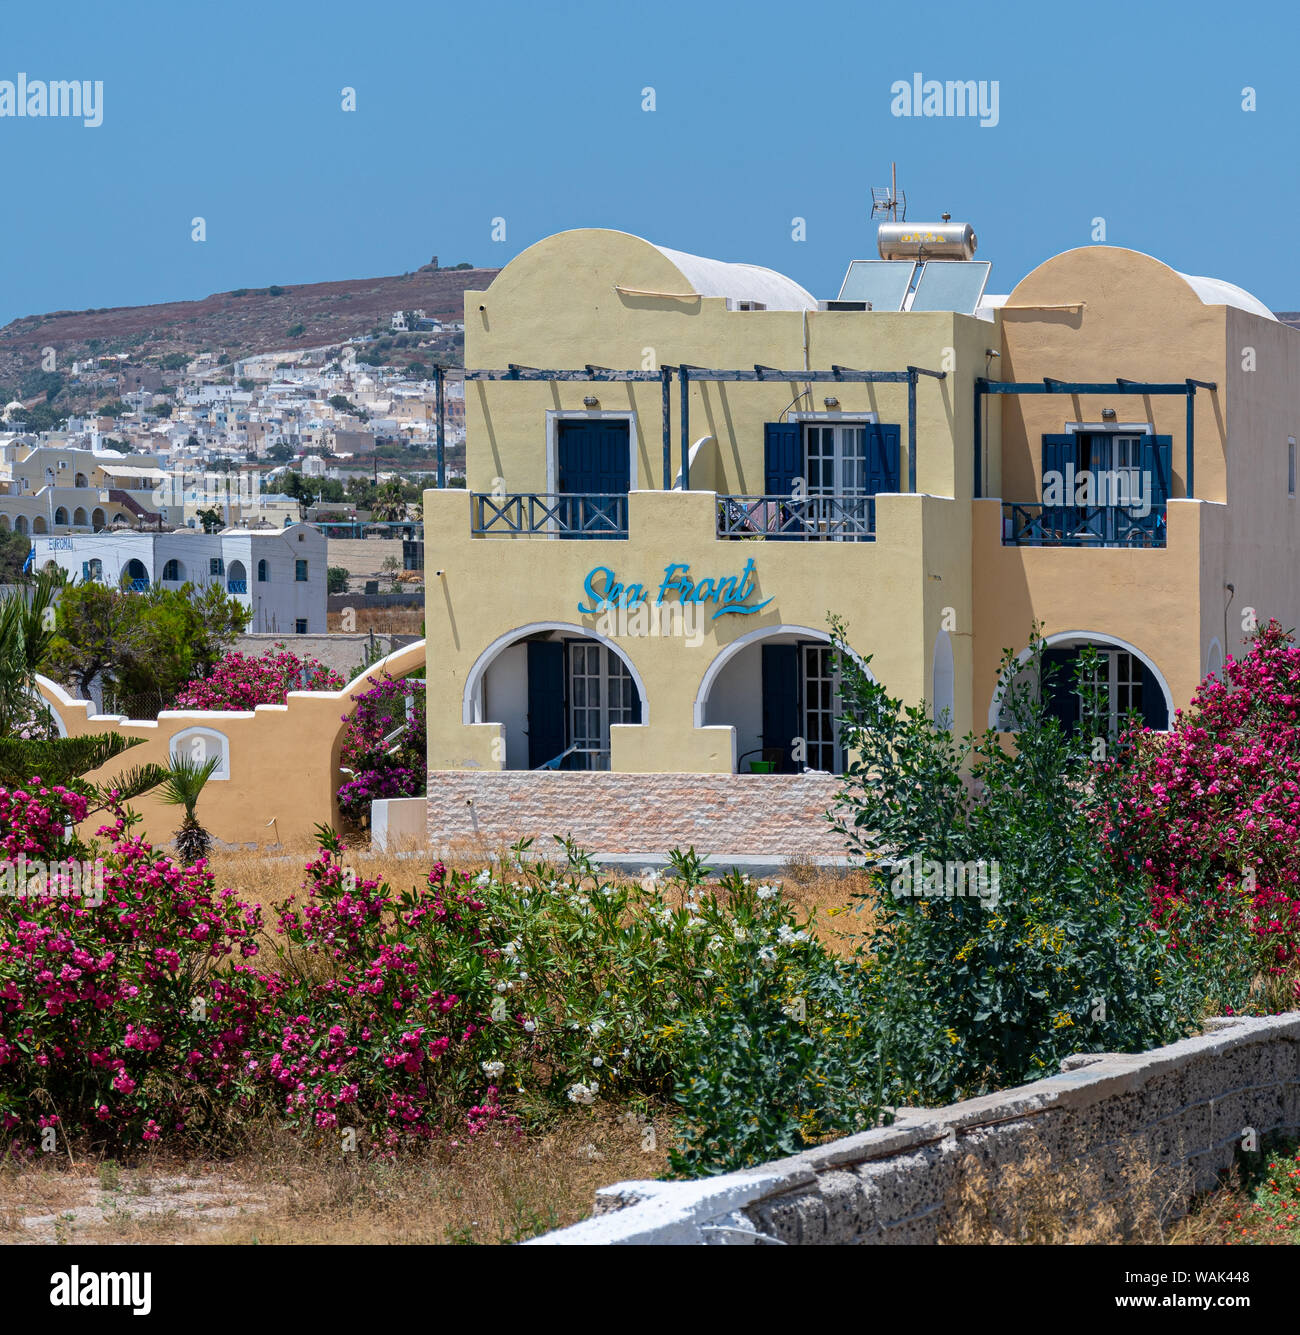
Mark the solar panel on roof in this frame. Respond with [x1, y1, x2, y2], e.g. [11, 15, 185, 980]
[836, 260, 917, 311]
[908, 260, 992, 314]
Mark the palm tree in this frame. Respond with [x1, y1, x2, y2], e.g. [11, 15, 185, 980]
[159, 755, 220, 863]
[0, 570, 59, 737]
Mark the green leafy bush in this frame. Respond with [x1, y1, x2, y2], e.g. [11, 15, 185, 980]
[828, 621, 1251, 1106]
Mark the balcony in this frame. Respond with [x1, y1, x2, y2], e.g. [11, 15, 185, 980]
[471, 492, 628, 538]
[717, 494, 876, 542]
[227, 580, 248, 594]
[1001, 502, 1166, 549]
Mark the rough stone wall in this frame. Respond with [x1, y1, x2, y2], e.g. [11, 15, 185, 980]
[426, 771, 846, 858]
[530, 1014, 1300, 1245]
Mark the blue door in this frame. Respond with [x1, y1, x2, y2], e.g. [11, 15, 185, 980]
[526, 640, 566, 768]
[761, 642, 800, 772]
[556, 420, 630, 538]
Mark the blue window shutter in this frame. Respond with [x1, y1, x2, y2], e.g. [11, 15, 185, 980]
[1041, 434, 1075, 533]
[526, 640, 566, 769]
[1040, 646, 1080, 735]
[81, 561, 90, 581]
[1138, 659, 1168, 729]
[761, 642, 800, 772]
[1140, 434, 1172, 514]
[865, 424, 901, 493]
[763, 422, 802, 494]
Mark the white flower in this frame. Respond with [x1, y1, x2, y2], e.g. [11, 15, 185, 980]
[519, 971, 528, 980]
[481, 1060, 505, 1078]
[588, 1018, 607, 1036]
[756, 885, 779, 902]
[592, 1056, 603, 1067]
[707, 935, 723, 953]
[495, 981, 508, 993]
[523, 1019, 536, 1033]
[474, 869, 492, 888]
[501, 940, 519, 958]
[567, 1081, 598, 1105]
[777, 924, 808, 946]
[733, 927, 749, 944]
[758, 945, 777, 964]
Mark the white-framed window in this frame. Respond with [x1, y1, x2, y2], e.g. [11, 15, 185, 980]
[801, 642, 843, 772]
[1079, 649, 1145, 737]
[803, 422, 869, 540]
[567, 642, 636, 771]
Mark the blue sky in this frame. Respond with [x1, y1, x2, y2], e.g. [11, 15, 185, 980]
[2, 0, 1298, 325]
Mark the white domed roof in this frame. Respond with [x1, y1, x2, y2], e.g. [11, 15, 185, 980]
[1175, 270, 1276, 321]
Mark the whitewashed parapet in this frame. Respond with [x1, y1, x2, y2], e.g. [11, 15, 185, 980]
[530, 1012, 1300, 1245]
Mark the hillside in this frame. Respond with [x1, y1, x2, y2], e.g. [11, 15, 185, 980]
[0, 261, 499, 397]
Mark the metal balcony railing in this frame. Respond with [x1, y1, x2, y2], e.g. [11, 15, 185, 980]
[471, 492, 628, 538]
[1001, 502, 1167, 548]
[227, 580, 248, 593]
[717, 494, 876, 541]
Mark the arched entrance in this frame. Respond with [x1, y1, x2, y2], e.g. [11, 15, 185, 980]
[989, 631, 1172, 734]
[123, 558, 150, 591]
[696, 624, 872, 774]
[464, 623, 645, 771]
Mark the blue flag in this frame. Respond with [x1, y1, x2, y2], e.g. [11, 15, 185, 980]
[22, 546, 34, 574]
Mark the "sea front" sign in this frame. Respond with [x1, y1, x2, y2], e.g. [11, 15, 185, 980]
[578, 558, 772, 620]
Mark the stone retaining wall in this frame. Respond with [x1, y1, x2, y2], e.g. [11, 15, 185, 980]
[531, 1013, 1300, 1244]
[426, 770, 847, 858]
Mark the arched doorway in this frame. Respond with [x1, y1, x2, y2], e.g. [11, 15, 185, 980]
[54, 507, 69, 526]
[464, 624, 645, 771]
[14, 515, 28, 535]
[123, 558, 150, 591]
[227, 559, 248, 594]
[696, 624, 872, 773]
[91, 508, 106, 529]
[72, 507, 88, 526]
[31, 516, 47, 534]
[989, 632, 1171, 734]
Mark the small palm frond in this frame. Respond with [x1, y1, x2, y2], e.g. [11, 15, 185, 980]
[159, 755, 221, 818]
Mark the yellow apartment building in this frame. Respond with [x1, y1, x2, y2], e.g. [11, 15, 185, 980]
[420, 226, 1300, 858]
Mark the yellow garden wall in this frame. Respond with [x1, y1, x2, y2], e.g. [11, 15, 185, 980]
[34, 639, 427, 849]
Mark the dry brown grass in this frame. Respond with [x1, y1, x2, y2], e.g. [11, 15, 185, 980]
[0, 1109, 673, 1245]
[203, 845, 869, 940]
[941, 1132, 1195, 1245]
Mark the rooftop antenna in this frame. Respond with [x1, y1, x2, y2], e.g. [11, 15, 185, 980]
[871, 162, 906, 222]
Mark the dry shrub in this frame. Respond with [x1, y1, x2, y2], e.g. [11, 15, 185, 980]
[942, 1130, 1193, 1245]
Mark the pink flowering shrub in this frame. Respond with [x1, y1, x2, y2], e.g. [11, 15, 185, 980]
[1101, 620, 1300, 989]
[264, 827, 510, 1147]
[1, 788, 809, 1157]
[337, 674, 426, 824]
[0, 782, 265, 1152]
[172, 647, 343, 711]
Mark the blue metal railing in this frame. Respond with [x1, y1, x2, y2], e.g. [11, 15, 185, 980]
[717, 494, 876, 541]
[471, 492, 628, 538]
[1001, 502, 1166, 548]
[227, 579, 248, 594]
